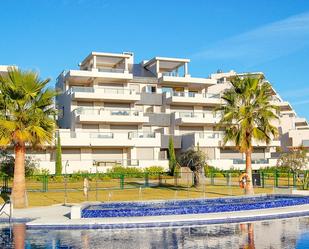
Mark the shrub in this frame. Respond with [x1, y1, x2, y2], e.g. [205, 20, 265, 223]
[106, 166, 144, 177]
[0, 150, 39, 177]
[144, 166, 166, 175]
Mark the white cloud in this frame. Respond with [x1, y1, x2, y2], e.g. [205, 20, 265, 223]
[193, 12, 309, 65]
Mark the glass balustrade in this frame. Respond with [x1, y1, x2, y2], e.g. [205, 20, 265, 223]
[70, 87, 135, 95]
[128, 132, 156, 139]
[97, 67, 125, 73]
[178, 111, 219, 118]
[232, 158, 269, 164]
[74, 108, 141, 116]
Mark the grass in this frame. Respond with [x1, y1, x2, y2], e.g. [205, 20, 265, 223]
[1, 185, 274, 207]
[0, 175, 300, 207]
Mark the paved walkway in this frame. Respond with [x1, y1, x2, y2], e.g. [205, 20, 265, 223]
[1, 199, 309, 229]
[9, 203, 309, 229]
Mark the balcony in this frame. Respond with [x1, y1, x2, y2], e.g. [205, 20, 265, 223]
[232, 159, 269, 164]
[195, 131, 223, 147]
[224, 139, 281, 147]
[60, 130, 132, 147]
[128, 132, 161, 147]
[182, 131, 223, 149]
[174, 111, 221, 126]
[159, 74, 216, 86]
[74, 108, 149, 124]
[289, 129, 309, 147]
[68, 87, 140, 102]
[164, 91, 223, 106]
[59, 130, 160, 147]
[67, 52, 133, 82]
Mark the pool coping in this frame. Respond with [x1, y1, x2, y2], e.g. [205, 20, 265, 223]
[25, 194, 309, 230]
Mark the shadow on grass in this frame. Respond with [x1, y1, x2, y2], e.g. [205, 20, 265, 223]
[0, 192, 10, 202]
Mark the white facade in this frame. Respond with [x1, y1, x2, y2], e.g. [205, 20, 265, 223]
[1, 53, 309, 173]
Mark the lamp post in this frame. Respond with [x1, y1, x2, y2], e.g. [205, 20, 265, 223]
[64, 160, 69, 205]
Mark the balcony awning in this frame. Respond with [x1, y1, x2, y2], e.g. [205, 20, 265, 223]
[81, 52, 131, 67]
[144, 57, 190, 72]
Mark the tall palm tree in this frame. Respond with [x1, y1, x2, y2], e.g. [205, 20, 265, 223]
[216, 76, 279, 195]
[0, 68, 57, 208]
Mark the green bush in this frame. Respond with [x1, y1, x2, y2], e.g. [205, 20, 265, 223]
[106, 166, 144, 177]
[0, 150, 39, 177]
[144, 166, 166, 175]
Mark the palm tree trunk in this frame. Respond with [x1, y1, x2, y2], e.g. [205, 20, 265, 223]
[13, 223, 26, 249]
[193, 171, 200, 187]
[12, 143, 27, 208]
[245, 150, 254, 195]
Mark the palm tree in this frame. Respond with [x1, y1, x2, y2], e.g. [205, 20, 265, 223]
[216, 76, 279, 194]
[0, 68, 57, 208]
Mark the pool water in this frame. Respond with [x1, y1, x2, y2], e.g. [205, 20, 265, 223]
[82, 195, 309, 218]
[1, 216, 309, 248]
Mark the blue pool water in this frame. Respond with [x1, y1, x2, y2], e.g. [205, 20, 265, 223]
[82, 195, 309, 218]
[1, 216, 309, 248]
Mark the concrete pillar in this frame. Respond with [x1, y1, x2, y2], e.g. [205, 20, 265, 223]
[65, 81, 69, 91]
[131, 147, 137, 160]
[153, 148, 160, 160]
[124, 58, 129, 73]
[93, 56, 97, 69]
[156, 60, 160, 77]
[184, 63, 189, 77]
[215, 148, 220, 159]
[122, 148, 127, 166]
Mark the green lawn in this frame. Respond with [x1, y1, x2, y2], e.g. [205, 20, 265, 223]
[1, 175, 300, 207]
[1, 184, 274, 207]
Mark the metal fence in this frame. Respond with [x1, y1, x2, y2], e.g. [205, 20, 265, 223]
[0, 170, 306, 205]
[0, 170, 305, 193]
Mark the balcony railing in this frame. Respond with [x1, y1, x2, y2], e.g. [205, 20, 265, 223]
[97, 67, 125, 73]
[74, 107, 141, 117]
[162, 71, 178, 77]
[128, 132, 156, 139]
[69, 87, 94, 93]
[59, 131, 114, 139]
[69, 87, 136, 95]
[303, 140, 309, 146]
[198, 132, 222, 139]
[95, 159, 139, 167]
[110, 109, 140, 116]
[170, 91, 221, 99]
[97, 87, 135, 95]
[89, 132, 114, 139]
[232, 159, 269, 164]
[178, 111, 220, 118]
[203, 93, 221, 99]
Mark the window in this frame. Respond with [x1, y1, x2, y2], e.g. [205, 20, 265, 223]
[145, 85, 156, 93]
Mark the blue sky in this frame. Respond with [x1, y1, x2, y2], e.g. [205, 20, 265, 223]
[1, 0, 309, 119]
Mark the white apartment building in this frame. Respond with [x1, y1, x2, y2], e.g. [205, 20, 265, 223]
[1, 52, 308, 173]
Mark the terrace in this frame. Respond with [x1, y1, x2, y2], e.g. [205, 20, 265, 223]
[73, 107, 149, 124]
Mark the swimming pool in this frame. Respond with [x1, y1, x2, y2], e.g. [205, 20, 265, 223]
[82, 195, 309, 218]
[1, 216, 309, 248]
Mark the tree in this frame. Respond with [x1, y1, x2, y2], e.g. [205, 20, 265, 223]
[216, 76, 279, 195]
[0, 150, 39, 177]
[277, 147, 308, 172]
[179, 148, 207, 187]
[0, 68, 57, 208]
[168, 136, 177, 175]
[55, 131, 62, 175]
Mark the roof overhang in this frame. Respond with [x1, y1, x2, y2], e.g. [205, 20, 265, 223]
[81, 52, 131, 67]
[144, 57, 190, 71]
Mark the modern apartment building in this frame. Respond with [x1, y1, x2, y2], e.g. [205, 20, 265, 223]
[1, 52, 308, 173]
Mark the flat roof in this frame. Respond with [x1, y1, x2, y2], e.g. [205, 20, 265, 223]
[81, 52, 131, 67]
[144, 56, 190, 71]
